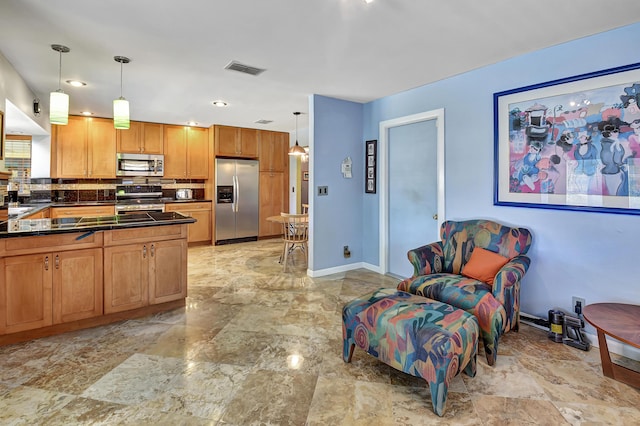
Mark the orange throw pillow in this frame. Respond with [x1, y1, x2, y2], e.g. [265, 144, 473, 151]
[461, 247, 509, 285]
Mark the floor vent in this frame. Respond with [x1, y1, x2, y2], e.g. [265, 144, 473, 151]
[224, 61, 266, 76]
[255, 119, 273, 124]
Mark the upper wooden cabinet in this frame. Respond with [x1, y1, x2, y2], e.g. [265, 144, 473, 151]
[214, 125, 258, 158]
[163, 125, 209, 179]
[52, 116, 116, 178]
[259, 130, 288, 172]
[117, 121, 164, 154]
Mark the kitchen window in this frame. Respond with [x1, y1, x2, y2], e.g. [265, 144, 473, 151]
[4, 134, 31, 189]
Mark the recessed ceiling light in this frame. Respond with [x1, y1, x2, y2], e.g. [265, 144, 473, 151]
[364, 0, 374, 3]
[66, 80, 87, 87]
[212, 100, 228, 107]
[186, 121, 198, 126]
[80, 111, 93, 116]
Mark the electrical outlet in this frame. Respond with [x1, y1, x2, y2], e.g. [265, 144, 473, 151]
[343, 245, 351, 258]
[572, 296, 585, 315]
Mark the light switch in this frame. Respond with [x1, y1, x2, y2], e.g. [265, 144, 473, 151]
[318, 186, 328, 196]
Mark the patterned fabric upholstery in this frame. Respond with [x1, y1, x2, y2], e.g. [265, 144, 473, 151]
[398, 219, 532, 366]
[342, 288, 479, 417]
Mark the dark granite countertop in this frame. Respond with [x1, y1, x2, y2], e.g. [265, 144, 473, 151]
[0, 211, 196, 238]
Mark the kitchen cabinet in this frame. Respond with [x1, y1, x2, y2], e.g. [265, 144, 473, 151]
[103, 225, 187, 314]
[163, 125, 209, 179]
[117, 121, 164, 154]
[214, 125, 258, 158]
[51, 116, 116, 178]
[259, 131, 288, 172]
[51, 205, 115, 219]
[259, 171, 286, 237]
[165, 202, 212, 244]
[0, 232, 103, 334]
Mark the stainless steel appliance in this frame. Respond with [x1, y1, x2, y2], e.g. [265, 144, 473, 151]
[115, 184, 165, 214]
[116, 153, 164, 177]
[215, 158, 259, 244]
[175, 188, 193, 200]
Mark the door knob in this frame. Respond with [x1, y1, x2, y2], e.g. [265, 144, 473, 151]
[433, 214, 438, 220]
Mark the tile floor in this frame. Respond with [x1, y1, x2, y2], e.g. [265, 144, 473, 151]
[0, 239, 639, 425]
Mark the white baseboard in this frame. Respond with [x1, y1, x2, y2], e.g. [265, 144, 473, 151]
[307, 261, 383, 277]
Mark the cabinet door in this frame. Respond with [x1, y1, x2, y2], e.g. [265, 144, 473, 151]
[53, 116, 87, 178]
[259, 171, 285, 237]
[215, 125, 240, 156]
[271, 132, 288, 172]
[259, 131, 275, 172]
[163, 125, 188, 178]
[88, 118, 117, 178]
[142, 122, 164, 154]
[149, 239, 187, 304]
[0, 253, 53, 334]
[117, 121, 143, 153]
[104, 244, 148, 314]
[53, 248, 103, 323]
[240, 128, 259, 158]
[188, 209, 212, 243]
[187, 127, 209, 178]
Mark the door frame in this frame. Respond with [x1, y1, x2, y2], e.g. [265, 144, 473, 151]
[379, 108, 445, 274]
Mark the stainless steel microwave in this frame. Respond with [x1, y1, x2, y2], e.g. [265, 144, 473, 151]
[116, 153, 164, 177]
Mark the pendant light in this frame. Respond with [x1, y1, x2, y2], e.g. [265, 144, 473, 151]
[113, 56, 131, 129]
[50, 44, 70, 125]
[289, 111, 306, 156]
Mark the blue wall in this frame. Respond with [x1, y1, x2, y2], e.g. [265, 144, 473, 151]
[310, 95, 364, 271]
[357, 22, 640, 317]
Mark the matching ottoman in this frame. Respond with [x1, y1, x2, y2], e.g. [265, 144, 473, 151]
[342, 288, 479, 417]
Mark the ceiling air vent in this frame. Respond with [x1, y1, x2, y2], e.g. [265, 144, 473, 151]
[224, 61, 266, 76]
[255, 119, 273, 125]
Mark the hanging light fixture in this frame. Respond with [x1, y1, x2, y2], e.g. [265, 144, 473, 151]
[50, 44, 70, 125]
[289, 112, 306, 156]
[113, 56, 131, 129]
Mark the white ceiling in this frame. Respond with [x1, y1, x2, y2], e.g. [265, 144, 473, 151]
[1, 0, 640, 135]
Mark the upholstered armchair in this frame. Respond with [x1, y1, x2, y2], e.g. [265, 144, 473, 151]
[397, 219, 532, 366]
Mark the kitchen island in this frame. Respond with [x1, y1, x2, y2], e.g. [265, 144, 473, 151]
[0, 212, 196, 346]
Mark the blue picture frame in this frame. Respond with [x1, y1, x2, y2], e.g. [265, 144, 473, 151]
[494, 62, 640, 215]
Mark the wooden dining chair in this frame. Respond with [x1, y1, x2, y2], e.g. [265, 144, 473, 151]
[280, 213, 308, 272]
[302, 203, 309, 214]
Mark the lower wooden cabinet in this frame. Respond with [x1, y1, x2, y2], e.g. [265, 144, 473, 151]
[0, 247, 103, 334]
[103, 225, 188, 314]
[0, 225, 188, 340]
[259, 171, 286, 237]
[164, 202, 212, 244]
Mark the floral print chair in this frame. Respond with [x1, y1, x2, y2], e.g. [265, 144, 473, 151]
[397, 219, 532, 366]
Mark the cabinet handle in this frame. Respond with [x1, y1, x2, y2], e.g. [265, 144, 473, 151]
[143, 245, 147, 258]
[45, 256, 49, 271]
[151, 243, 155, 257]
[55, 255, 60, 269]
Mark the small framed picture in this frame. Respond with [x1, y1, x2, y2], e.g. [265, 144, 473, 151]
[365, 140, 377, 194]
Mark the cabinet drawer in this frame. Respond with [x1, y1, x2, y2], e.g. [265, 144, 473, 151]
[51, 206, 115, 218]
[0, 232, 103, 257]
[164, 202, 211, 212]
[104, 224, 187, 246]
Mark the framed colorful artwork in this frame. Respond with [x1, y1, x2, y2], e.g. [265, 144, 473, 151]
[494, 62, 640, 214]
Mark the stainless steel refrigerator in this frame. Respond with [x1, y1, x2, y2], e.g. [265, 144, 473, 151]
[215, 158, 259, 244]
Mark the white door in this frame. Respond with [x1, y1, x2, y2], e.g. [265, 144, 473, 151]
[388, 120, 439, 278]
[379, 108, 445, 277]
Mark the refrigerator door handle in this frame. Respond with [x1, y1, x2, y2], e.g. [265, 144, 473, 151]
[233, 175, 239, 213]
[235, 175, 240, 213]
